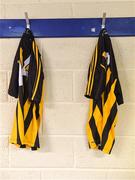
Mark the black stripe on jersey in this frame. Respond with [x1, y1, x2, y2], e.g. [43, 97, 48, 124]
[19, 87, 24, 114]
[34, 133, 40, 148]
[20, 145, 26, 148]
[100, 102, 117, 150]
[104, 76, 113, 103]
[24, 102, 34, 134]
[96, 98, 103, 116]
[16, 104, 21, 145]
[23, 77, 30, 105]
[109, 139, 115, 154]
[89, 116, 100, 146]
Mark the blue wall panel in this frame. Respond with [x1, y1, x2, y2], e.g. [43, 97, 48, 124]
[0, 17, 135, 38]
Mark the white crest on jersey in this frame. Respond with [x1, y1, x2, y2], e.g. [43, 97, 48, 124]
[18, 55, 31, 86]
[106, 52, 110, 65]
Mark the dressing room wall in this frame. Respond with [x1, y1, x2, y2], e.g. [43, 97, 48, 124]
[0, 0, 135, 179]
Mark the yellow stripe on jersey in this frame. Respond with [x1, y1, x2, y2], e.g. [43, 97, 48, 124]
[31, 61, 41, 100]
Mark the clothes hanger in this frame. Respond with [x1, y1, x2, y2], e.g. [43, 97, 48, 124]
[24, 12, 30, 33]
[101, 12, 106, 29]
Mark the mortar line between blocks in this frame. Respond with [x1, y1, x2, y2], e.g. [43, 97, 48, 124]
[73, 138, 77, 168]
[0, 167, 135, 171]
[39, 170, 42, 180]
[8, 135, 10, 168]
[72, 71, 76, 102]
[70, 2, 74, 18]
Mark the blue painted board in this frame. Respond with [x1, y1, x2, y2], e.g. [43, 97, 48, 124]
[0, 17, 135, 38]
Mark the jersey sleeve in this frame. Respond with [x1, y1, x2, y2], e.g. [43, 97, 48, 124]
[8, 45, 20, 98]
[108, 37, 124, 106]
[115, 77, 124, 105]
[85, 45, 107, 101]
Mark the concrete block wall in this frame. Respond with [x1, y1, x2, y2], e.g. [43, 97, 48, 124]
[0, 0, 135, 179]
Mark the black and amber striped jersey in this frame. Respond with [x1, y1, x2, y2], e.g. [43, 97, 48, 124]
[8, 28, 44, 150]
[85, 28, 124, 154]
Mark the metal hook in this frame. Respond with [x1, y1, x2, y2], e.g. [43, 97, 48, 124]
[101, 12, 106, 29]
[24, 12, 30, 29]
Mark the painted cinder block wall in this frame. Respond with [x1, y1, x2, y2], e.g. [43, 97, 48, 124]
[0, 0, 135, 179]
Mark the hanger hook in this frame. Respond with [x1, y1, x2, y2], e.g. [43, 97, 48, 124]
[24, 12, 30, 29]
[101, 12, 106, 29]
